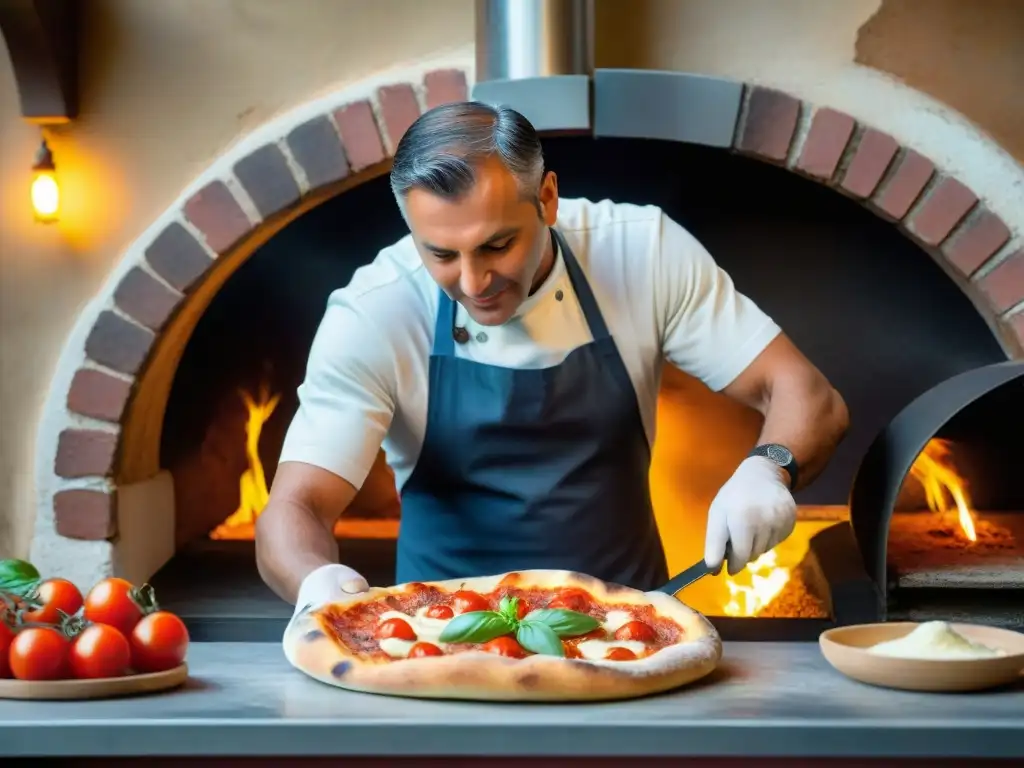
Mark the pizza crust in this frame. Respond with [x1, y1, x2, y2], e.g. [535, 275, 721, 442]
[283, 569, 723, 702]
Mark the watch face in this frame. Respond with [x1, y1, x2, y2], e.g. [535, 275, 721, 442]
[765, 444, 793, 466]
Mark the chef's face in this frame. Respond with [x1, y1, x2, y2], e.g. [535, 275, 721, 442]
[405, 156, 559, 326]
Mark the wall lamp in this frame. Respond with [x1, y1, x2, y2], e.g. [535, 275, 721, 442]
[0, 0, 81, 224]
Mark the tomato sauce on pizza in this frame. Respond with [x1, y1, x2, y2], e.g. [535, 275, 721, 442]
[318, 574, 685, 663]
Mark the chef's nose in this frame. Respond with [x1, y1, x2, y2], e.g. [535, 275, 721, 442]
[459, 260, 491, 299]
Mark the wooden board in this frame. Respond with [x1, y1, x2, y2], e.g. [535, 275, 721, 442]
[0, 663, 187, 700]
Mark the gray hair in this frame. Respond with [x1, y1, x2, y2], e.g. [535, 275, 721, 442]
[389, 101, 545, 216]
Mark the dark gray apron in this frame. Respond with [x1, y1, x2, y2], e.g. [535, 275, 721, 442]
[396, 229, 668, 591]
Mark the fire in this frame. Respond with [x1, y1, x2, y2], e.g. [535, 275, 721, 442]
[209, 386, 280, 539]
[722, 550, 790, 617]
[908, 438, 977, 542]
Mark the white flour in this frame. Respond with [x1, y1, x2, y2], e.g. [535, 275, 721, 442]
[868, 621, 1007, 660]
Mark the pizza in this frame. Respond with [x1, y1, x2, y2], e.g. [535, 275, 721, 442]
[283, 569, 722, 701]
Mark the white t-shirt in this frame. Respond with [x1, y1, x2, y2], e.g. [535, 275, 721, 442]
[279, 197, 781, 491]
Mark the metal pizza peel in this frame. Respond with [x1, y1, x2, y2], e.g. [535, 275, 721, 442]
[655, 543, 731, 597]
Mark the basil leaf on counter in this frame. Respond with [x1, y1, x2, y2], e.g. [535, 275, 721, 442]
[523, 608, 600, 638]
[516, 620, 564, 657]
[438, 611, 514, 644]
[0, 559, 40, 598]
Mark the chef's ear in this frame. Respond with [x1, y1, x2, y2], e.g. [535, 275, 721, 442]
[539, 171, 559, 226]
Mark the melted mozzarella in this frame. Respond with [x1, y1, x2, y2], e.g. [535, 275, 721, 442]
[379, 608, 453, 644]
[577, 639, 647, 661]
[601, 610, 633, 634]
[379, 637, 418, 659]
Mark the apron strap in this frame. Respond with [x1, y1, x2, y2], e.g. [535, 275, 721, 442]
[552, 228, 612, 341]
[431, 227, 612, 357]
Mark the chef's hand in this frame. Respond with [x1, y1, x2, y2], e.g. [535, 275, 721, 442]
[704, 456, 797, 576]
[292, 563, 370, 618]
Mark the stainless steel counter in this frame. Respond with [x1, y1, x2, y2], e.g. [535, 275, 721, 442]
[1, 641, 1021, 759]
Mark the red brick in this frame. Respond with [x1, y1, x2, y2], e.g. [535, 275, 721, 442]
[66, 369, 132, 423]
[55, 429, 118, 478]
[977, 250, 1024, 314]
[113, 267, 183, 332]
[796, 108, 856, 181]
[145, 222, 214, 293]
[286, 116, 350, 189]
[736, 87, 801, 163]
[233, 144, 301, 219]
[941, 209, 1011, 277]
[871, 149, 934, 220]
[839, 128, 899, 199]
[84, 311, 154, 376]
[424, 69, 468, 110]
[333, 100, 386, 172]
[183, 181, 253, 254]
[905, 176, 978, 246]
[53, 489, 117, 540]
[377, 83, 422, 154]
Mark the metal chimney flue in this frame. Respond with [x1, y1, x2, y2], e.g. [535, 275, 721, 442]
[475, 0, 594, 83]
[472, 0, 594, 132]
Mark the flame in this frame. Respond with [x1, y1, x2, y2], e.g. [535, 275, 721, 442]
[908, 438, 977, 542]
[722, 550, 790, 617]
[210, 386, 280, 538]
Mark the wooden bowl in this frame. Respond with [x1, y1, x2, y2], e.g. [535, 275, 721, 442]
[0, 663, 188, 700]
[819, 623, 1024, 692]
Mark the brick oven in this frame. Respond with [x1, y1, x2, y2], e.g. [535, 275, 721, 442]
[30, 1, 1023, 642]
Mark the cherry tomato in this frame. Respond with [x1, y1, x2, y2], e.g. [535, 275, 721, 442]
[83, 578, 145, 637]
[481, 636, 528, 658]
[615, 621, 656, 643]
[0, 622, 13, 679]
[452, 590, 489, 614]
[130, 612, 190, 673]
[605, 647, 638, 661]
[424, 605, 454, 620]
[514, 598, 529, 620]
[376, 617, 416, 641]
[21, 578, 84, 626]
[70, 624, 131, 679]
[408, 642, 443, 658]
[9, 627, 70, 681]
[547, 588, 592, 612]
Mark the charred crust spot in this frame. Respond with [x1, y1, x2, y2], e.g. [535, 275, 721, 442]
[516, 672, 541, 689]
[331, 661, 351, 678]
[304, 629, 325, 642]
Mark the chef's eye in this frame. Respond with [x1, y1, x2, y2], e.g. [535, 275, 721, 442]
[431, 251, 457, 261]
[484, 239, 514, 252]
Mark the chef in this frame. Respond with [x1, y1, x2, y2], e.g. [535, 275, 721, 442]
[255, 102, 849, 612]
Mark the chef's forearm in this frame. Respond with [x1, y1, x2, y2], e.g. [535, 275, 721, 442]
[757, 370, 849, 490]
[255, 500, 339, 604]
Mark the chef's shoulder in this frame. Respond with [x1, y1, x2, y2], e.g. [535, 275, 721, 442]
[557, 197, 666, 269]
[321, 233, 435, 339]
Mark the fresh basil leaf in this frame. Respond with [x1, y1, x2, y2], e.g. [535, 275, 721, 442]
[0, 559, 40, 598]
[516, 620, 564, 657]
[438, 611, 514, 644]
[498, 595, 521, 623]
[524, 608, 601, 637]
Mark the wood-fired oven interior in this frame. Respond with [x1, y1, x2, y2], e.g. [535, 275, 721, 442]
[150, 136, 1009, 640]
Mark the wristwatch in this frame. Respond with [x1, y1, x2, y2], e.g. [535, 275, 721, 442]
[749, 443, 798, 491]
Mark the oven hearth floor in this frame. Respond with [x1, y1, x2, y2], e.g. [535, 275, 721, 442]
[149, 540, 833, 643]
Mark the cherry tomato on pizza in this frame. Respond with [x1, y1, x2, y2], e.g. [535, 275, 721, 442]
[83, 578, 148, 637]
[452, 590, 489, 614]
[408, 642, 444, 658]
[0, 621, 14, 678]
[482, 636, 528, 658]
[605, 647, 637, 661]
[614, 621, 655, 643]
[20, 578, 84, 626]
[547, 588, 592, 612]
[130, 611, 190, 673]
[9, 627, 71, 681]
[424, 604, 454, 620]
[377, 617, 416, 641]
[70, 623, 131, 679]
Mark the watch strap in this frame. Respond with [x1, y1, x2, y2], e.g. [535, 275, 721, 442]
[749, 443, 798, 490]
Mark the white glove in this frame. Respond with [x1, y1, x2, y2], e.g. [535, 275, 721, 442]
[292, 563, 370, 618]
[704, 456, 797, 576]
